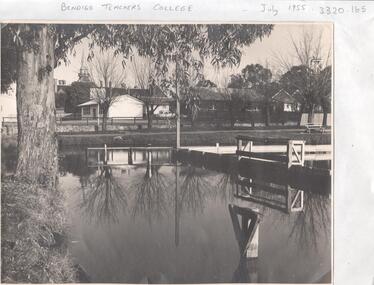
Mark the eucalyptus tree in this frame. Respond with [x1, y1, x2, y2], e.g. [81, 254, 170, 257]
[1, 23, 273, 187]
[121, 24, 274, 146]
[1, 24, 99, 185]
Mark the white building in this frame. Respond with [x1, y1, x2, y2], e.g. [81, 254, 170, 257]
[0, 95, 17, 121]
[77, 94, 144, 118]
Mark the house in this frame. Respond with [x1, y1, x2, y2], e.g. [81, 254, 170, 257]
[189, 87, 264, 112]
[271, 89, 300, 112]
[0, 95, 17, 121]
[56, 65, 171, 119]
[77, 94, 144, 118]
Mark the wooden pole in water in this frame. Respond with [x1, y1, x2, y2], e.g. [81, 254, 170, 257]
[175, 163, 180, 246]
[175, 58, 181, 149]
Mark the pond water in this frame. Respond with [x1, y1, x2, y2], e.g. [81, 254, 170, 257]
[57, 148, 331, 283]
[1, 143, 331, 283]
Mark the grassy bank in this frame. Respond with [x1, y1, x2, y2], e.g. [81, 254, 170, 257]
[58, 129, 331, 148]
[1, 178, 76, 283]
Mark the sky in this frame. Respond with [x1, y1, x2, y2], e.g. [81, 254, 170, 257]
[4, 23, 332, 96]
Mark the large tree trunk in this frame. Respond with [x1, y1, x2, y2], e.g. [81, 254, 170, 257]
[15, 24, 58, 187]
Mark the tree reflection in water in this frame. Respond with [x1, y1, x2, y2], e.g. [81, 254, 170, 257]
[180, 166, 212, 214]
[215, 172, 237, 203]
[288, 191, 330, 252]
[131, 164, 171, 224]
[80, 165, 128, 225]
[230, 175, 330, 253]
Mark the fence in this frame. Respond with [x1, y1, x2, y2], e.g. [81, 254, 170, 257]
[2, 111, 302, 128]
[194, 110, 300, 125]
[2, 116, 173, 126]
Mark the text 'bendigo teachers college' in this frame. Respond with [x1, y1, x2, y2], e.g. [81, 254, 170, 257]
[60, 2, 193, 13]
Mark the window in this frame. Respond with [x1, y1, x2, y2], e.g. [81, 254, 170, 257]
[83, 107, 90, 115]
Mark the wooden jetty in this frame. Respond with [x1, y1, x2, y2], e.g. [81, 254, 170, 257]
[86, 145, 174, 167]
[175, 135, 332, 192]
[236, 135, 331, 169]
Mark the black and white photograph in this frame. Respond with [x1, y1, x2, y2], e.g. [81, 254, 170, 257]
[1, 23, 332, 283]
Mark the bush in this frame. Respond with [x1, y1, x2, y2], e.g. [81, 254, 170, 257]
[1, 179, 76, 283]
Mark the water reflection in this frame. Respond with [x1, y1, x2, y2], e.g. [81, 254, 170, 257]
[234, 177, 305, 214]
[216, 172, 237, 203]
[1, 142, 17, 177]
[80, 164, 128, 225]
[288, 191, 330, 252]
[131, 164, 171, 224]
[55, 148, 331, 283]
[229, 204, 260, 283]
[179, 166, 212, 214]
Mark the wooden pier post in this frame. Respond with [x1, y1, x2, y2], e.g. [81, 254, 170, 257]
[246, 223, 259, 258]
[104, 144, 108, 163]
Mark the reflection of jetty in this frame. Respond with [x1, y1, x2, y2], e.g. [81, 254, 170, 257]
[235, 177, 304, 214]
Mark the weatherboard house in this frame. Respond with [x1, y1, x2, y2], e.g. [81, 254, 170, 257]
[76, 85, 172, 119]
[77, 94, 145, 118]
[271, 89, 301, 112]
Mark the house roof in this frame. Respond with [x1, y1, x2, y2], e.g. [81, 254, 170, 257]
[271, 89, 299, 104]
[190, 87, 264, 103]
[77, 100, 98, 107]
